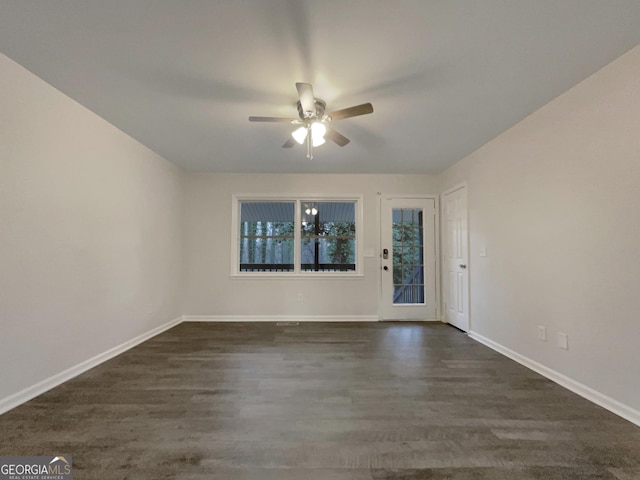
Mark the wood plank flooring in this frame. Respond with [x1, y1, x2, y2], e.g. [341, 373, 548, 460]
[1, 322, 639, 479]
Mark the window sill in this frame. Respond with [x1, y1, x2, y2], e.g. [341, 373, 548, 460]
[230, 272, 365, 279]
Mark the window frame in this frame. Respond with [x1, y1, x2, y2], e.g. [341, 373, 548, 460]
[230, 194, 364, 278]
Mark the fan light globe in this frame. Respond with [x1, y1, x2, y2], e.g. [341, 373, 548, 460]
[312, 136, 326, 147]
[292, 126, 308, 144]
[311, 121, 327, 138]
[311, 121, 327, 147]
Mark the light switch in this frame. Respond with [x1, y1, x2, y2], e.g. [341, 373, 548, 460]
[557, 332, 569, 350]
[480, 248, 487, 257]
[537, 325, 547, 342]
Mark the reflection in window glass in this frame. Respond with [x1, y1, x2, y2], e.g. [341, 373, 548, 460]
[300, 201, 356, 272]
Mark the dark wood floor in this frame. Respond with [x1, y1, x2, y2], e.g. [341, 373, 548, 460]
[1, 322, 639, 479]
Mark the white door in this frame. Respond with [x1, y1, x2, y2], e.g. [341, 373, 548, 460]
[380, 197, 438, 320]
[442, 185, 469, 331]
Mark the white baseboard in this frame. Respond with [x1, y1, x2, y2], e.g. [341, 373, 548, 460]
[183, 315, 379, 322]
[469, 331, 640, 427]
[0, 316, 183, 415]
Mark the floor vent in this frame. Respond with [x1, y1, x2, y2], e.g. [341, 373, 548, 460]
[276, 322, 300, 326]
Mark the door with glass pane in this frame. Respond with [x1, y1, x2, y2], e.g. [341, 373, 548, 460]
[380, 197, 438, 320]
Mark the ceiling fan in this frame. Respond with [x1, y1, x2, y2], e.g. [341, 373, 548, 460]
[249, 82, 373, 159]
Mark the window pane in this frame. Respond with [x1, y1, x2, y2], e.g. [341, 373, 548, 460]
[239, 201, 295, 272]
[393, 284, 425, 304]
[300, 202, 355, 235]
[301, 238, 356, 272]
[300, 201, 356, 272]
[392, 208, 425, 304]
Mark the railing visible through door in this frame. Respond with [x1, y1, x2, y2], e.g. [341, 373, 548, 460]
[392, 208, 425, 305]
[393, 266, 425, 304]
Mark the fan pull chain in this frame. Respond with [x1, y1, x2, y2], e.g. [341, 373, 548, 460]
[306, 128, 313, 160]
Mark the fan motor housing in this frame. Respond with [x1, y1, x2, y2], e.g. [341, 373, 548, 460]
[297, 98, 326, 120]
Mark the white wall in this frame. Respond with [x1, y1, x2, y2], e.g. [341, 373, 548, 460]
[0, 53, 184, 405]
[183, 173, 439, 318]
[439, 46, 640, 415]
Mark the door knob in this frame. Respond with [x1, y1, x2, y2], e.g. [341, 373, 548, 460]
[459, 264, 467, 269]
[383, 266, 389, 271]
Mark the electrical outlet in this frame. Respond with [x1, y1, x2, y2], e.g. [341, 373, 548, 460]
[537, 325, 547, 342]
[297, 293, 304, 302]
[557, 332, 569, 350]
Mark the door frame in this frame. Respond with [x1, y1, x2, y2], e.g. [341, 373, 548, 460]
[440, 182, 470, 331]
[378, 194, 441, 321]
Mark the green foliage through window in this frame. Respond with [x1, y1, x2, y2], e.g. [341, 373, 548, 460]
[237, 199, 358, 273]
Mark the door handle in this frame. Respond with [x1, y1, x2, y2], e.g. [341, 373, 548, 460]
[383, 265, 389, 271]
[459, 264, 467, 269]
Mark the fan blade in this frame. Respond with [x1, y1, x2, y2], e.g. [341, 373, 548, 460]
[283, 138, 295, 148]
[296, 82, 315, 118]
[327, 103, 374, 121]
[249, 116, 296, 122]
[325, 128, 350, 147]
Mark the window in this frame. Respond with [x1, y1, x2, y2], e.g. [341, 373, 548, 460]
[232, 196, 363, 276]
[301, 201, 356, 272]
[392, 208, 424, 303]
[239, 201, 295, 272]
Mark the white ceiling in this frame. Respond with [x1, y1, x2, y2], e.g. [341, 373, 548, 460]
[1, 1, 640, 174]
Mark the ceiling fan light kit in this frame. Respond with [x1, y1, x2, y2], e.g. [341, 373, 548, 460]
[292, 126, 308, 144]
[249, 82, 373, 160]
